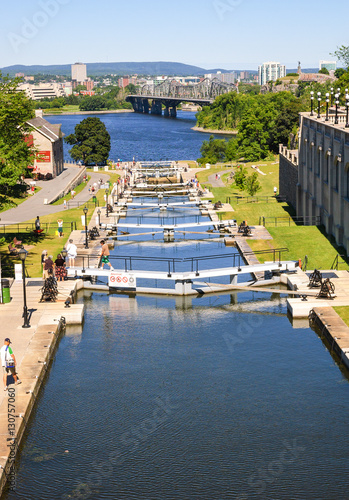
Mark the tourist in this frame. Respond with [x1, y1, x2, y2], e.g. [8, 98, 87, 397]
[41, 250, 48, 278]
[99, 239, 114, 270]
[71, 189, 76, 199]
[54, 254, 67, 282]
[66, 239, 77, 267]
[274, 186, 277, 195]
[43, 255, 54, 279]
[1, 338, 21, 390]
[57, 219, 63, 238]
[63, 199, 67, 209]
[35, 216, 41, 231]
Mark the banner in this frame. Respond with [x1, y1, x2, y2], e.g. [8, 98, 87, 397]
[109, 272, 136, 289]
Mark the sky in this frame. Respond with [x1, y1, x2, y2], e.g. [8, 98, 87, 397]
[0, 0, 348, 70]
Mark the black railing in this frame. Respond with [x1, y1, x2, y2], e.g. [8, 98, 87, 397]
[66, 199, 99, 209]
[260, 216, 321, 227]
[107, 215, 203, 226]
[0, 222, 77, 235]
[226, 195, 287, 204]
[331, 253, 347, 270]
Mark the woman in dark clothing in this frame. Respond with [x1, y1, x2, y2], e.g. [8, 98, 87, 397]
[54, 254, 66, 282]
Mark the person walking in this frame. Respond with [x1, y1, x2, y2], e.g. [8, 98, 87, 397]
[57, 219, 64, 238]
[1, 338, 21, 391]
[63, 199, 67, 209]
[43, 255, 54, 279]
[66, 239, 77, 267]
[99, 240, 114, 270]
[41, 250, 48, 278]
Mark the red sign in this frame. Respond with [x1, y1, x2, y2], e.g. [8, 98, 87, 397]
[36, 151, 51, 162]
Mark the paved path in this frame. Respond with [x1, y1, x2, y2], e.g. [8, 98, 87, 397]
[0, 167, 111, 224]
[208, 171, 227, 187]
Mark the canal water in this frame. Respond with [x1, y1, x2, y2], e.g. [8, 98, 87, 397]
[3, 115, 349, 499]
[46, 111, 224, 162]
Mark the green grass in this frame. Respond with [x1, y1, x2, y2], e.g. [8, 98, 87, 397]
[0, 187, 41, 214]
[51, 176, 91, 205]
[248, 226, 349, 270]
[333, 307, 349, 327]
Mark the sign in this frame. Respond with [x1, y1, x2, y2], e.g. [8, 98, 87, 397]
[36, 151, 51, 162]
[15, 264, 22, 281]
[109, 272, 136, 289]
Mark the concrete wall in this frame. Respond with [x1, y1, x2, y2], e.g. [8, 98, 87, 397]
[279, 145, 298, 209]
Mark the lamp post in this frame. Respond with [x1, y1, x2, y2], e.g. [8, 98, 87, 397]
[335, 93, 340, 124]
[18, 248, 30, 328]
[330, 87, 334, 106]
[317, 92, 321, 118]
[310, 91, 314, 116]
[83, 206, 88, 249]
[61, 248, 67, 262]
[346, 94, 349, 128]
[325, 93, 329, 121]
[97, 208, 101, 227]
[105, 188, 109, 218]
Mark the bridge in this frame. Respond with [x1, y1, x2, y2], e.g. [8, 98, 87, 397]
[126, 77, 237, 117]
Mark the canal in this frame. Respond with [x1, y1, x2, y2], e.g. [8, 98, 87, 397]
[3, 113, 349, 499]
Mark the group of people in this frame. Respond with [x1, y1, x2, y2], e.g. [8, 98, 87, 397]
[41, 251, 67, 281]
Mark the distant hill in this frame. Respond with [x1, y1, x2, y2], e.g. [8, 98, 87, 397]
[0, 61, 236, 77]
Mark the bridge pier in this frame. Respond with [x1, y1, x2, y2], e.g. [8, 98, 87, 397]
[164, 106, 169, 117]
[151, 100, 162, 115]
[170, 107, 177, 118]
[129, 97, 150, 114]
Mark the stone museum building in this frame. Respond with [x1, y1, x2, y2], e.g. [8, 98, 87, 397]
[279, 110, 349, 254]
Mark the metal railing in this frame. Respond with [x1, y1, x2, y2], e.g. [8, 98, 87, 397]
[65, 199, 100, 209]
[0, 222, 77, 235]
[331, 253, 347, 270]
[226, 195, 287, 204]
[260, 215, 321, 227]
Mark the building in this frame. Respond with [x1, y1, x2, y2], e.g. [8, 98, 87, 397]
[319, 60, 337, 72]
[26, 110, 64, 178]
[279, 109, 349, 254]
[71, 63, 87, 84]
[204, 71, 236, 84]
[19, 82, 66, 100]
[258, 62, 286, 85]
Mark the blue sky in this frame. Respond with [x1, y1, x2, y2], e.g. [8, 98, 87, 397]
[1, 0, 348, 70]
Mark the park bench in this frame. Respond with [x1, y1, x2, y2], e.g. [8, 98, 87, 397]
[13, 236, 22, 247]
[8, 243, 19, 256]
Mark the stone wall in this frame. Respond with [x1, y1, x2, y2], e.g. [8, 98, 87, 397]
[279, 145, 298, 209]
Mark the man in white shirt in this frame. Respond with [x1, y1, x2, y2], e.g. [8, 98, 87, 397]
[1, 338, 21, 391]
[66, 239, 78, 267]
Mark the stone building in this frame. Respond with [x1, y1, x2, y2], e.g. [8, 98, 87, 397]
[279, 110, 349, 254]
[26, 110, 64, 178]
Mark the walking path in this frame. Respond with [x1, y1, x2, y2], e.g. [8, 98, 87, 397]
[208, 171, 227, 187]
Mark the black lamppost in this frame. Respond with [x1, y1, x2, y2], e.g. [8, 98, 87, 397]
[105, 188, 109, 217]
[330, 87, 334, 106]
[346, 94, 349, 128]
[317, 92, 321, 118]
[325, 93, 330, 121]
[83, 206, 88, 249]
[18, 248, 30, 328]
[97, 208, 101, 226]
[335, 93, 340, 124]
[310, 91, 314, 116]
[61, 248, 67, 262]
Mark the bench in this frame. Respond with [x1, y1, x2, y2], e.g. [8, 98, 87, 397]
[8, 243, 18, 256]
[13, 237, 22, 247]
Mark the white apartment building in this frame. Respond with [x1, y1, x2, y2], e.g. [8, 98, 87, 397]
[258, 62, 286, 85]
[18, 82, 66, 100]
[71, 62, 87, 83]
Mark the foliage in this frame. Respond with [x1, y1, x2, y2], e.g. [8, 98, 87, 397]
[79, 96, 108, 111]
[65, 117, 111, 165]
[245, 171, 262, 196]
[286, 73, 299, 77]
[331, 45, 349, 69]
[125, 83, 137, 94]
[318, 67, 329, 75]
[233, 165, 247, 190]
[0, 72, 35, 194]
[198, 135, 228, 164]
[335, 68, 346, 78]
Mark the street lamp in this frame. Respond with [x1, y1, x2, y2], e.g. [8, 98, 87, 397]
[335, 93, 340, 124]
[18, 248, 30, 328]
[61, 248, 67, 260]
[346, 94, 349, 128]
[105, 188, 109, 218]
[325, 93, 330, 121]
[97, 208, 101, 226]
[310, 91, 314, 116]
[317, 92, 321, 119]
[83, 206, 88, 249]
[330, 87, 334, 106]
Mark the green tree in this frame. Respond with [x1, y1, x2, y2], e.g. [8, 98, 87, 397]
[65, 117, 111, 165]
[198, 135, 227, 164]
[233, 165, 248, 191]
[335, 68, 346, 78]
[245, 171, 262, 196]
[125, 83, 137, 94]
[0, 73, 35, 193]
[331, 45, 349, 69]
[318, 67, 329, 75]
[79, 96, 108, 111]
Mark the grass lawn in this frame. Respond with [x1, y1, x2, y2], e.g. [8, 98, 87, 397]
[248, 226, 349, 271]
[219, 201, 294, 226]
[0, 187, 41, 214]
[333, 307, 349, 327]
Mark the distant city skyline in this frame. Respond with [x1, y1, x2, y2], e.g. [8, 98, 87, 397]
[0, 0, 348, 70]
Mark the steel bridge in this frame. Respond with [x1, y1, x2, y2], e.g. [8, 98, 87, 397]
[126, 77, 237, 117]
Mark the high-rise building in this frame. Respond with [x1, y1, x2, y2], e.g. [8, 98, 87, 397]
[258, 62, 286, 85]
[71, 63, 87, 84]
[319, 60, 337, 72]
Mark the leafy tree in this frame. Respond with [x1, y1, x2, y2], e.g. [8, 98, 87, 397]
[286, 73, 299, 77]
[335, 68, 346, 78]
[0, 73, 35, 193]
[79, 96, 108, 111]
[125, 83, 137, 94]
[318, 67, 329, 75]
[331, 45, 349, 69]
[74, 84, 87, 92]
[233, 165, 248, 191]
[65, 117, 111, 165]
[245, 171, 262, 196]
[198, 135, 227, 164]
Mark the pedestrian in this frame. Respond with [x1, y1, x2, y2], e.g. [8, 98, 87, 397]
[41, 250, 48, 278]
[66, 239, 77, 267]
[43, 255, 54, 279]
[71, 189, 76, 199]
[54, 253, 67, 282]
[63, 199, 67, 209]
[35, 216, 41, 231]
[57, 219, 63, 238]
[99, 239, 114, 270]
[274, 186, 278, 196]
[1, 338, 21, 390]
